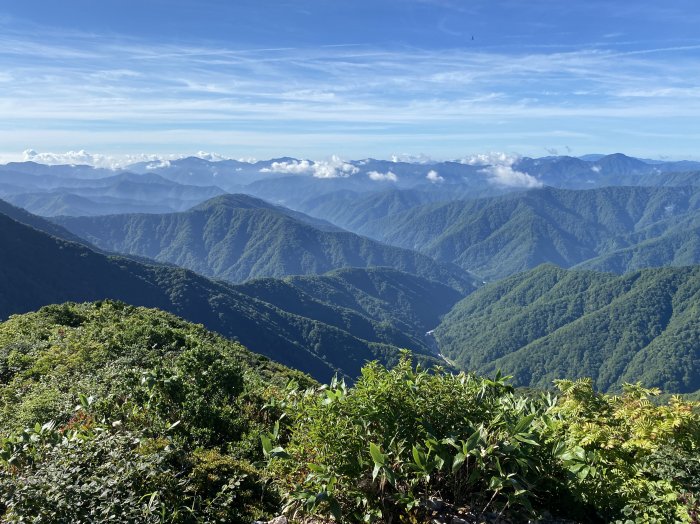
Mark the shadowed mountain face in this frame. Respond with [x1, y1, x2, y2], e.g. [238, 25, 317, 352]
[0, 208, 466, 380]
[435, 264, 700, 394]
[54, 194, 476, 292]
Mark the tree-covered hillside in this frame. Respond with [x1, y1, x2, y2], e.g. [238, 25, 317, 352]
[435, 264, 700, 393]
[362, 185, 700, 278]
[55, 194, 474, 291]
[577, 223, 700, 273]
[0, 199, 89, 246]
[238, 267, 462, 345]
[0, 211, 465, 380]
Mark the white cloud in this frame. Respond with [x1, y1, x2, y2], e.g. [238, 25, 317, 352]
[368, 170, 398, 182]
[426, 169, 444, 183]
[22, 149, 117, 168]
[313, 156, 360, 178]
[18, 149, 233, 169]
[591, 165, 602, 173]
[260, 159, 314, 175]
[280, 89, 337, 102]
[390, 153, 435, 164]
[459, 152, 521, 166]
[260, 155, 358, 178]
[456, 151, 540, 187]
[482, 165, 542, 188]
[195, 151, 228, 162]
[615, 87, 700, 98]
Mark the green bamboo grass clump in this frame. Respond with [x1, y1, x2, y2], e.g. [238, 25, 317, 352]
[268, 354, 700, 523]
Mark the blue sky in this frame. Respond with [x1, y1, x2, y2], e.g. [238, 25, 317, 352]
[1, 0, 700, 163]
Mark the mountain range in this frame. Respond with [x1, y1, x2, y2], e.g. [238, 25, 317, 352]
[0, 203, 465, 379]
[342, 185, 700, 279]
[53, 194, 475, 291]
[2, 153, 699, 219]
[3, 154, 700, 395]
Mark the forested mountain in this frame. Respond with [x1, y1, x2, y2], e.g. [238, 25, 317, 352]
[0, 210, 463, 379]
[238, 267, 462, 344]
[295, 189, 455, 234]
[358, 185, 700, 278]
[435, 264, 700, 393]
[578, 224, 700, 273]
[5, 192, 178, 217]
[54, 194, 475, 291]
[0, 199, 89, 245]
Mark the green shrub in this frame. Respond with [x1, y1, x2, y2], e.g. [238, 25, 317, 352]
[269, 355, 700, 523]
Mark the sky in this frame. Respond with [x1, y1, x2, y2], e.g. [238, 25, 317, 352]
[1, 0, 700, 164]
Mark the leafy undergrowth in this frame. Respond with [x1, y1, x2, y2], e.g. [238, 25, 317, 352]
[0, 301, 312, 523]
[269, 354, 700, 523]
[0, 302, 699, 523]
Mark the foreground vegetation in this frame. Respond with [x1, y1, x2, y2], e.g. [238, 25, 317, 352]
[1, 302, 699, 522]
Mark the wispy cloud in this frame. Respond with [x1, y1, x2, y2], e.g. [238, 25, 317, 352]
[1, 18, 700, 158]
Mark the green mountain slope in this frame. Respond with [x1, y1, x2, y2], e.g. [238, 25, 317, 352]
[577, 224, 700, 273]
[0, 212, 459, 380]
[6, 191, 176, 216]
[54, 194, 474, 291]
[297, 189, 451, 235]
[0, 198, 89, 245]
[238, 267, 462, 347]
[365, 186, 700, 278]
[435, 264, 700, 393]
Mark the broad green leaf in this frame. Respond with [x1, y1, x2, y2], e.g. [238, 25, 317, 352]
[369, 442, 385, 466]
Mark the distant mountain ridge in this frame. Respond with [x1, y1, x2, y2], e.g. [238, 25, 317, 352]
[2, 153, 700, 219]
[0, 170, 225, 216]
[353, 185, 700, 278]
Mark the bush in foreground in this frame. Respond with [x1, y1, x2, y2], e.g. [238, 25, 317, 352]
[1, 303, 699, 523]
[271, 354, 700, 523]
